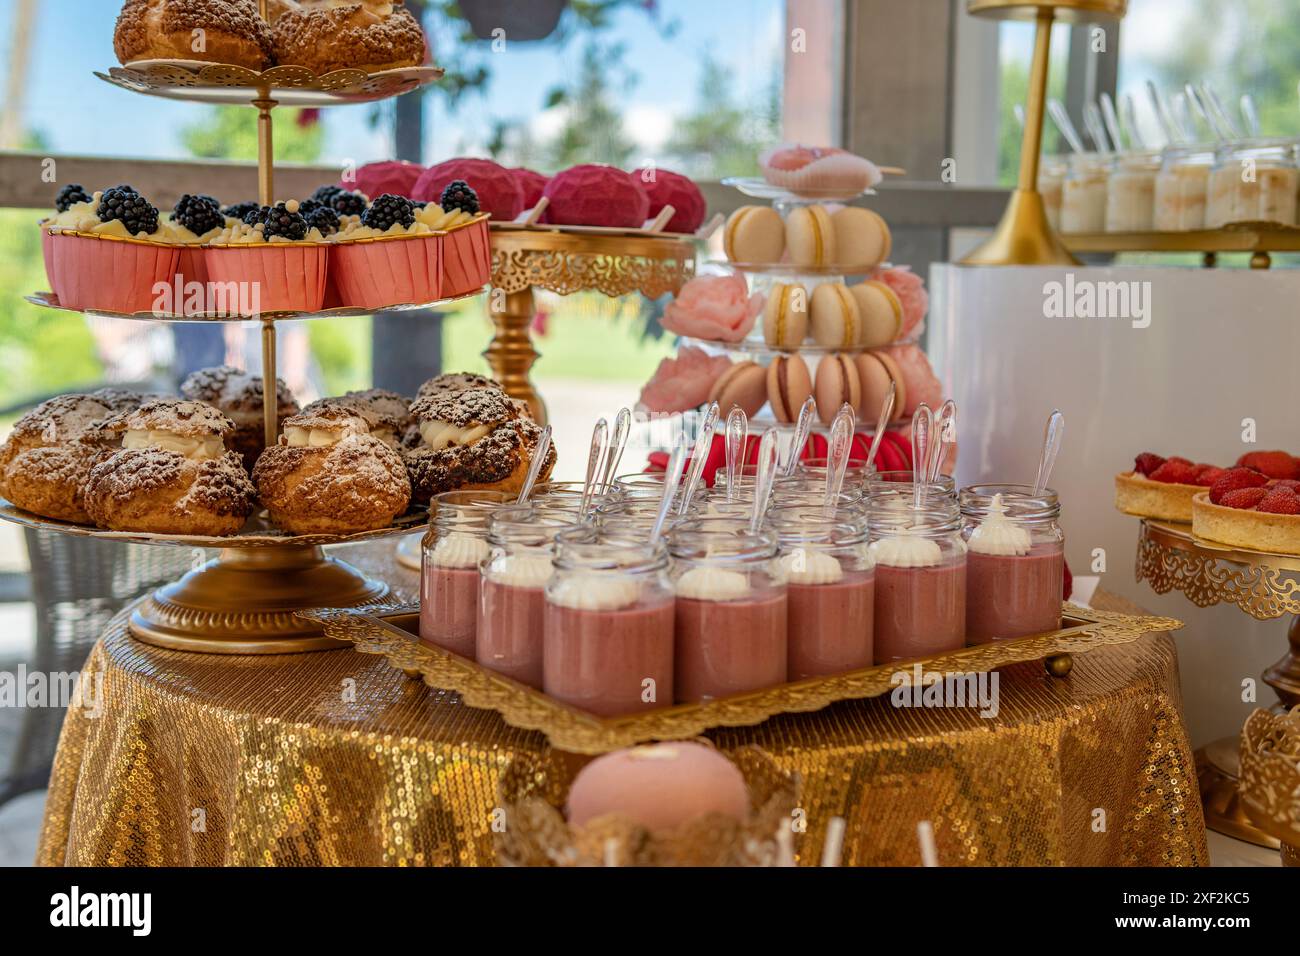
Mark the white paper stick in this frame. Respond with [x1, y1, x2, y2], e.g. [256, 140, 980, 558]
[820, 817, 846, 867]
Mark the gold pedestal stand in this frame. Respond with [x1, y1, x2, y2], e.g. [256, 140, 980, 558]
[1239, 707, 1300, 863]
[486, 226, 696, 424]
[961, 0, 1128, 266]
[1136, 519, 1300, 848]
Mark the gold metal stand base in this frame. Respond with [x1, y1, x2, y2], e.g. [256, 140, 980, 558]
[129, 545, 390, 654]
[960, 189, 1081, 266]
[1196, 737, 1281, 850]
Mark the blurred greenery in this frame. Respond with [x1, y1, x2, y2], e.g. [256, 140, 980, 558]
[179, 107, 325, 164]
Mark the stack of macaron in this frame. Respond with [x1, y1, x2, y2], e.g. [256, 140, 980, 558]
[763, 276, 911, 350]
[724, 203, 890, 269]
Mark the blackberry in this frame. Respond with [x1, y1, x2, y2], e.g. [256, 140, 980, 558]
[260, 202, 309, 241]
[311, 184, 344, 205]
[330, 190, 368, 216]
[172, 194, 224, 235]
[97, 185, 159, 236]
[243, 204, 272, 226]
[222, 200, 260, 221]
[195, 194, 221, 209]
[306, 205, 340, 236]
[55, 183, 92, 212]
[439, 180, 480, 215]
[298, 197, 325, 217]
[361, 194, 416, 231]
[413, 200, 428, 209]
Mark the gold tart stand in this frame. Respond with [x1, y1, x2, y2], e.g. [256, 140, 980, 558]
[487, 225, 695, 424]
[1238, 706, 1300, 864]
[961, 0, 1128, 266]
[1062, 223, 1300, 269]
[16, 40, 453, 653]
[1136, 518, 1300, 847]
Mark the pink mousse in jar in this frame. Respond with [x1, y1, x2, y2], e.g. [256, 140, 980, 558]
[543, 530, 675, 716]
[668, 523, 787, 702]
[769, 514, 874, 680]
[869, 503, 967, 663]
[961, 487, 1064, 643]
[419, 490, 510, 657]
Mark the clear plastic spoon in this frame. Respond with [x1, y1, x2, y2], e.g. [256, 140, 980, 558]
[649, 438, 687, 546]
[678, 401, 719, 515]
[863, 381, 897, 475]
[1240, 93, 1261, 138]
[1146, 80, 1177, 146]
[929, 400, 956, 484]
[750, 429, 780, 534]
[1123, 93, 1146, 149]
[823, 404, 855, 518]
[911, 404, 933, 511]
[578, 418, 608, 518]
[1084, 101, 1111, 153]
[1034, 409, 1065, 494]
[1048, 99, 1086, 154]
[724, 406, 748, 502]
[599, 407, 632, 494]
[1100, 92, 1125, 153]
[515, 424, 552, 503]
[783, 396, 817, 477]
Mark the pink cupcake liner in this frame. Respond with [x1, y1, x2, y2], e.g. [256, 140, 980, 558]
[203, 244, 327, 315]
[40, 227, 61, 301]
[175, 246, 210, 299]
[47, 231, 181, 315]
[439, 218, 491, 298]
[329, 234, 442, 310]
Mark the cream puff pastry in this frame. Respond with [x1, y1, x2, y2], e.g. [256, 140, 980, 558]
[302, 388, 412, 449]
[253, 401, 411, 535]
[85, 399, 256, 536]
[113, 0, 275, 70]
[271, 1, 426, 74]
[180, 365, 300, 470]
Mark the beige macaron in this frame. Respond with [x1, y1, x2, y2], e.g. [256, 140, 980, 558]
[814, 354, 861, 425]
[871, 348, 908, 422]
[723, 206, 785, 263]
[847, 280, 903, 347]
[832, 207, 891, 268]
[785, 204, 837, 269]
[762, 282, 809, 349]
[809, 282, 861, 349]
[766, 355, 814, 423]
[708, 361, 768, 418]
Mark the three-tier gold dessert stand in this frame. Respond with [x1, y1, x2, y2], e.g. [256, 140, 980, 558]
[1136, 519, 1300, 847]
[5, 8, 464, 654]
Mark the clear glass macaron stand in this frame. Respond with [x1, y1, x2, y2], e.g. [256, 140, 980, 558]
[0, 16, 480, 654]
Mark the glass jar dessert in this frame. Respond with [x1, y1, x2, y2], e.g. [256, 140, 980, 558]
[1105, 149, 1161, 232]
[868, 501, 967, 663]
[666, 521, 788, 702]
[478, 506, 576, 689]
[1153, 145, 1214, 231]
[1206, 138, 1299, 228]
[420, 489, 512, 657]
[1060, 153, 1110, 233]
[960, 485, 1064, 643]
[866, 471, 957, 504]
[1039, 154, 1068, 230]
[543, 527, 676, 716]
[769, 513, 875, 680]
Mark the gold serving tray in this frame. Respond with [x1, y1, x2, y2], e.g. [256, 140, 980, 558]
[98, 61, 445, 108]
[309, 602, 1182, 754]
[0, 498, 426, 549]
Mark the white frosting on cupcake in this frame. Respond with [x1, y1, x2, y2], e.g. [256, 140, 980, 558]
[548, 573, 641, 611]
[775, 548, 843, 585]
[430, 532, 490, 569]
[675, 567, 751, 601]
[870, 534, 942, 568]
[967, 494, 1032, 556]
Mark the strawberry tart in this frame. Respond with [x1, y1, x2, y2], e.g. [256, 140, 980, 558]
[1192, 454, 1300, 554]
[1114, 452, 1231, 522]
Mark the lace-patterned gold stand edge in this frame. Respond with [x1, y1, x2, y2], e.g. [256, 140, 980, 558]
[486, 226, 695, 424]
[96, 61, 445, 108]
[305, 602, 1182, 755]
[1238, 707, 1300, 861]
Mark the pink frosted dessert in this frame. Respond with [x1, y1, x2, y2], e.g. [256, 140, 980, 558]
[420, 532, 489, 657]
[964, 499, 1063, 643]
[673, 566, 786, 702]
[543, 575, 675, 716]
[778, 550, 874, 679]
[871, 535, 966, 663]
[477, 552, 553, 689]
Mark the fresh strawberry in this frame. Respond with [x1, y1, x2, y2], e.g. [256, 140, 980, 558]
[1209, 467, 1271, 504]
[1272, 479, 1300, 491]
[1148, 459, 1201, 484]
[1133, 452, 1166, 476]
[1220, 487, 1268, 510]
[1236, 450, 1300, 480]
[1257, 487, 1300, 514]
[1193, 466, 1228, 487]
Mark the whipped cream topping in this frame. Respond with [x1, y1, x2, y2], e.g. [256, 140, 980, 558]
[775, 549, 843, 585]
[489, 554, 554, 588]
[870, 534, 943, 568]
[419, 420, 492, 451]
[284, 423, 366, 447]
[675, 566, 751, 601]
[122, 429, 225, 461]
[548, 573, 641, 611]
[967, 494, 1032, 556]
[330, 206, 475, 242]
[430, 533, 490, 569]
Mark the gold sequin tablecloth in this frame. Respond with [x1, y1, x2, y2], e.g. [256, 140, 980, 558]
[36, 542, 1207, 866]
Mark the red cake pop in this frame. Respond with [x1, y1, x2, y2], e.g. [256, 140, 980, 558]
[542, 164, 649, 228]
[630, 167, 706, 233]
[511, 168, 549, 209]
[344, 160, 424, 201]
[412, 158, 524, 220]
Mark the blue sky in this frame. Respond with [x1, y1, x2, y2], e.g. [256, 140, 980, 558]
[2, 0, 783, 166]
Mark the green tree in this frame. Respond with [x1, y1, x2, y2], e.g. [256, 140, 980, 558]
[544, 41, 637, 168]
[665, 50, 780, 178]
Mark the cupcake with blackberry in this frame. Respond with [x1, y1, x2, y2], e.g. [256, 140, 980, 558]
[204, 200, 330, 314]
[327, 185, 489, 309]
[162, 193, 232, 295]
[41, 184, 180, 314]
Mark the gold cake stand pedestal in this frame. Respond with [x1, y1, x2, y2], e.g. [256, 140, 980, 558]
[1238, 706, 1300, 865]
[1136, 518, 1300, 847]
[487, 225, 695, 424]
